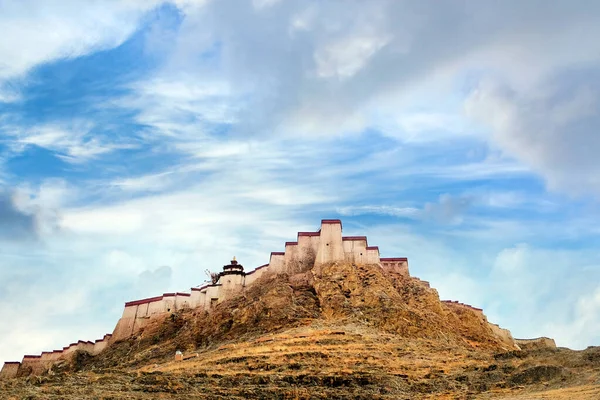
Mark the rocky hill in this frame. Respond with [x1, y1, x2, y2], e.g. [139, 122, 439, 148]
[1, 261, 599, 399]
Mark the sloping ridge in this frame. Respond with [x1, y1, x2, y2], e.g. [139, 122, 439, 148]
[74, 261, 514, 371]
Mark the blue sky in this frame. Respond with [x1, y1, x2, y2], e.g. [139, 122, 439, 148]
[1, 0, 600, 361]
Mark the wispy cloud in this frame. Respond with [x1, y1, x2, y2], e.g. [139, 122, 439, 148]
[4, 121, 137, 163]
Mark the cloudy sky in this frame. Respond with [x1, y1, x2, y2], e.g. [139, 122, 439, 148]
[1, 0, 600, 361]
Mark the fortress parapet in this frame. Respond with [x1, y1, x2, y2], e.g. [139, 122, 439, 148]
[1, 333, 112, 379]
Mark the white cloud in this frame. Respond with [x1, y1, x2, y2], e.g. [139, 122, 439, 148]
[314, 32, 390, 80]
[3, 121, 137, 163]
[465, 76, 600, 195]
[338, 205, 420, 218]
[0, 0, 167, 83]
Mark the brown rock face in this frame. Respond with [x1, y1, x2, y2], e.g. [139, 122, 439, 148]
[312, 262, 515, 350]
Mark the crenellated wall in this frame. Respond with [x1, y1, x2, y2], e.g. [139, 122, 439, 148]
[0, 333, 113, 379]
[381, 258, 409, 276]
[0, 362, 20, 379]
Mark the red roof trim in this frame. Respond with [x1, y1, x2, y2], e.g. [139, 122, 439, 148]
[192, 285, 209, 291]
[176, 292, 191, 297]
[270, 252, 285, 256]
[4, 361, 20, 365]
[125, 295, 164, 307]
[298, 232, 320, 237]
[41, 351, 52, 355]
[342, 236, 367, 241]
[380, 257, 408, 262]
[23, 355, 41, 359]
[163, 293, 176, 297]
[366, 246, 379, 251]
[321, 219, 342, 227]
[285, 241, 298, 246]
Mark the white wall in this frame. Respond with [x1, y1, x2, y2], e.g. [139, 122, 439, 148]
[269, 252, 285, 273]
[316, 220, 344, 264]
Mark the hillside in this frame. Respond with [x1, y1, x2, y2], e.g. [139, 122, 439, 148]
[2, 261, 599, 399]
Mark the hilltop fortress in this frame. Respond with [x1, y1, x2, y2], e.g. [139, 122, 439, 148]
[1, 219, 547, 379]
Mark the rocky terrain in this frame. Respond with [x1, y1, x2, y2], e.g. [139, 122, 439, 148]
[1, 262, 599, 399]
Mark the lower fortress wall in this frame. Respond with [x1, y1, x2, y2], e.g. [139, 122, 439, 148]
[1, 334, 112, 378]
[1, 219, 535, 378]
[515, 337, 557, 350]
[442, 301, 516, 349]
[0, 362, 20, 379]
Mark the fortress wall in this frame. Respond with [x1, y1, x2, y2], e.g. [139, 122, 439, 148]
[93, 340, 108, 354]
[175, 293, 191, 310]
[244, 264, 269, 286]
[191, 286, 208, 309]
[220, 274, 244, 298]
[161, 294, 176, 313]
[296, 233, 319, 272]
[62, 342, 82, 357]
[284, 242, 300, 273]
[0, 362, 20, 379]
[113, 296, 162, 341]
[203, 285, 221, 308]
[92, 334, 112, 355]
[78, 341, 96, 354]
[380, 258, 409, 276]
[138, 302, 150, 317]
[316, 220, 344, 265]
[40, 350, 62, 363]
[20, 355, 44, 375]
[269, 252, 285, 274]
[489, 323, 518, 349]
[515, 337, 557, 350]
[366, 246, 380, 264]
[112, 313, 138, 341]
[342, 237, 368, 264]
[37, 352, 59, 374]
[121, 304, 138, 319]
[111, 303, 141, 340]
[441, 300, 483, 314]
[147, 297, 168, 315]
[4, 333, 113, 379]
[297, 233, 320, 254]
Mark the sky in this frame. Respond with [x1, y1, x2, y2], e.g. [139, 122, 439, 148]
[1, 0, 600, 362]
